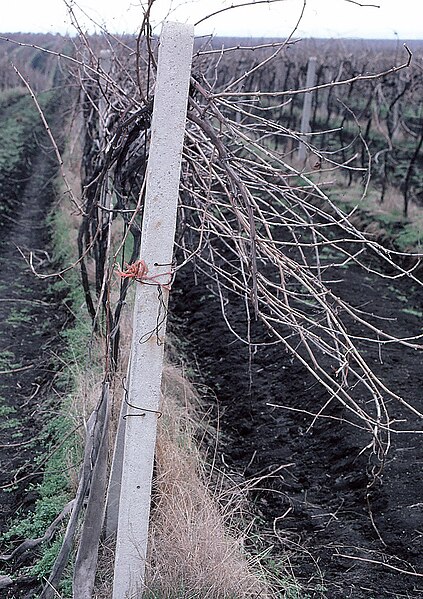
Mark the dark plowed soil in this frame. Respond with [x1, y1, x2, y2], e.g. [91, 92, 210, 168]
[170, 255, 423, 598]
[0, 100, 68, 595]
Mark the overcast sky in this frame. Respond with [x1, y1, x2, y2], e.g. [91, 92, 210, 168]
[1, 0, 422, 40]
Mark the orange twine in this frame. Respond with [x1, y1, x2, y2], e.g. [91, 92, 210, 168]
[116, 259, 172, 289]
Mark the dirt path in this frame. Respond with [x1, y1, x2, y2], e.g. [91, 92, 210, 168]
[0, 102, 69, 591]
[170, 255, 423, 598]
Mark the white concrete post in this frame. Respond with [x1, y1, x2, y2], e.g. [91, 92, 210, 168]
[112, 22, 194, 599]
[297, 56, 317, 163]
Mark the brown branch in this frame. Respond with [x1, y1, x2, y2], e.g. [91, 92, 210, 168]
[0, 364, 33, 375]
[344, 0, 380, 6]
[336, 553, 423, 577]
[195, 39, 299, 56]
[195, 0, 289, 26]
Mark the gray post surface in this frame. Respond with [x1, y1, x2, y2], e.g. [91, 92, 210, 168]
[298, 56, 317, 163]
[112, 22, 194, 599]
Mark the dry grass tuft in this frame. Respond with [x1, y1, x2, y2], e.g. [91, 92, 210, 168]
[143, 363, 271, 598]
[92, 361, 277, 598]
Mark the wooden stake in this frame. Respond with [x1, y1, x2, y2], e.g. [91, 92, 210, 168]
[104, 363, 128, 538]
[112, 22, 194, 599]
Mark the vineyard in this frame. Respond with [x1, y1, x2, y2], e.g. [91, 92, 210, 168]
[0, 18, 422, 599]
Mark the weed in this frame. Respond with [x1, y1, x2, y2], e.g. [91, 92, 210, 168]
[386, 286, 408, 303]
[0, 417, 20, 431]
[0, 397, 22, 438]
[401, 307, 423, 318]
[2, 411, 78, 545]
[395, 223, 422, 251]
[28, 534, 74, 597]
[0, 399, 15, 418]
[0, 350, 20, 371]
[5, 307, 32, 326]
[0, 86, 27, 110]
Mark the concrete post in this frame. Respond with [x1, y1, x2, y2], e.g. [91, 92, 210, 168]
[298, 56, 317, 164]
[112, 22, 194, 599]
